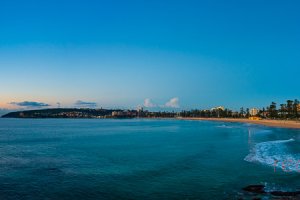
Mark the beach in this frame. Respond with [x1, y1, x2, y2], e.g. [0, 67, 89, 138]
[182, 117, 300, 129]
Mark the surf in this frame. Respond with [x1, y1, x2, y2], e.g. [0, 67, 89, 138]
[244, 138, 300, 173]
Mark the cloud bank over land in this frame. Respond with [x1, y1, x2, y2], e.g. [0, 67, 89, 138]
[143, 98, 157, 108]
[10, 101, 50, 108]
[75, 100, 97, 108]
[142, 97, 180, 109]
[164, 97, 180, 108]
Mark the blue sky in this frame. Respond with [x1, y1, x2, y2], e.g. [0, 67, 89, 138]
[0, 0, 299, 111]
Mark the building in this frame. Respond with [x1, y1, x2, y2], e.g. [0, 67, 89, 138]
[137, 106, 143, 112]
[249, 116, 261, 120]
[112, 111, 123, 117]
[211, 106, 225, 111]
[250, 108, 259, 116]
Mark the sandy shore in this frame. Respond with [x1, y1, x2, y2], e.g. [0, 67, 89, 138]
[180, 117, 300, 129]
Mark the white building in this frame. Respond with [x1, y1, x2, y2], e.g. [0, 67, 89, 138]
[211, 106, 225, 111]
[250, 108, 259, 116]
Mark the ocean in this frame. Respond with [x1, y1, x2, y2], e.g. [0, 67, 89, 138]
[0, 118, 299, 199]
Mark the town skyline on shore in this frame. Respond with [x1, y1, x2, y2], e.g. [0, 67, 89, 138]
[2, 99, 299, 119]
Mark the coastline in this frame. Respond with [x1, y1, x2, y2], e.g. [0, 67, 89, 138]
[180, 117, 300, 129]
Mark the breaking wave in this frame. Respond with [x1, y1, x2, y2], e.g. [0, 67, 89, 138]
[244, 139, 300, 173]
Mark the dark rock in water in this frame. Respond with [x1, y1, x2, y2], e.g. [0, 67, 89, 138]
[242, 185, 266, 194]
[243, 185, 265, 194]
[270, 191, 300, 196]
[46, 167, 64, 173]
[48, 167, 59, 171]
[243, 184, 300, 198]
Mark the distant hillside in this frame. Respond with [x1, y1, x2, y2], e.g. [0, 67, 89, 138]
[1, 108, 136, 118]
[0, 109, 12, 117]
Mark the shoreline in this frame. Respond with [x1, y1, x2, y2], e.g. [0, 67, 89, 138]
[180, 117, 300, 129]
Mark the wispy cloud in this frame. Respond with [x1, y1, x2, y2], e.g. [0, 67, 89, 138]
[10, 101, 50, 108]
[75, 100, 97, 108]
[164, 97, 180, 108]
[143, 98, 157, 108]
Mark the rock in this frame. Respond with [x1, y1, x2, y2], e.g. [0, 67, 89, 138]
[270, 191, 300, 196]
[242, 185, 266, 194]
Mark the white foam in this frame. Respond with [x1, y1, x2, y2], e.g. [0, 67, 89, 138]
[244, 139, 300, 173]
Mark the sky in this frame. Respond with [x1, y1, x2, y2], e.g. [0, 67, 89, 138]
[1, 0, 300, 112]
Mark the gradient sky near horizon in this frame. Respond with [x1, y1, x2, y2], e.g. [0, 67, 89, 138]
[1, 0, 300, 111]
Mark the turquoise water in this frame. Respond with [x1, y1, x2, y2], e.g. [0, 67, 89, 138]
[0, 119, 299, 199]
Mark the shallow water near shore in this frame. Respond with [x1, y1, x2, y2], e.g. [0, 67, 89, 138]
[0, 118, 299, 199]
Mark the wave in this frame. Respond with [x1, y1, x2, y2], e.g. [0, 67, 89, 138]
[0, 156, 30, 165]
[216, 124, 234, 129]
[244, 139, 300, 173]
[254, 129, 272, 134]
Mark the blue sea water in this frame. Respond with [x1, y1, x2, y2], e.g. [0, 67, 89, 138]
[0, 118, 299, 199]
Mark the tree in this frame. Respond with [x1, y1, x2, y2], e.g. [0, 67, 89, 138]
[240, 107, 245, 118]
[280, 104, 286, 119]
[246, 108, 250, 118]
[286, 100, 294, 118]
[259, 107, 266, 118]
[294, 99, 299, 119]
[269, 102, 277, 119]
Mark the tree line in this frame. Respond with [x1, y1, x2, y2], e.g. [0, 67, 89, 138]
[262, 99, 299, 119]
[178, 99, 299, 120]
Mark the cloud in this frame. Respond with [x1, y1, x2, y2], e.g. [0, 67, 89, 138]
[10, 101, 50, 108]
[143, 98, 156, 108]
[164, 97, 180, 108]
[75, 100, 97, 108]
[142, 97, 180, 109]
